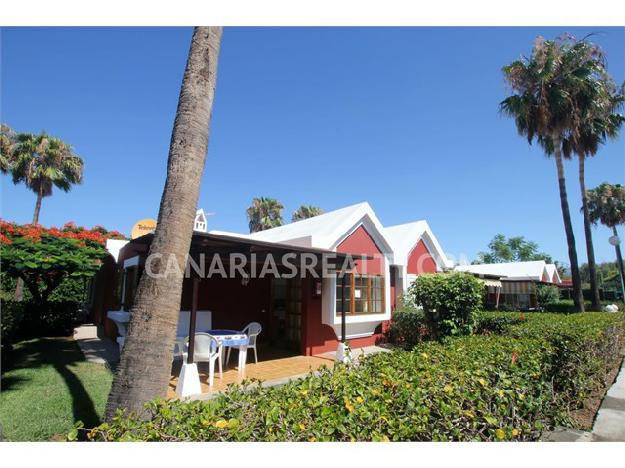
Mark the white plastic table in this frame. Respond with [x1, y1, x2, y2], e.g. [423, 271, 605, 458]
[177, 329, 249, 377]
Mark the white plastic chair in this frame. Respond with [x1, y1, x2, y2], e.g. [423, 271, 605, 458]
[182, 333, 223, 387]
[227, 322, 262, 365]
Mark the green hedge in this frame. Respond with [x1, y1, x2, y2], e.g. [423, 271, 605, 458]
[88, 312, 624, 442]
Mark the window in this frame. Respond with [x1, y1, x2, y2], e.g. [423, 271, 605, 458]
[336, 273, 385, 315]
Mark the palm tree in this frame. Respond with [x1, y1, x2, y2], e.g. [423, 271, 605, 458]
[105, 27, 223, 420]
[246, 197, 284, 232]
[586, 183, 625, 299]
[500, 35, 608, 312]
[9, 132, 83, 224]
[292, 204, 323, 222]
[0, 123, 16, 173]
[564, 84, 625, 310]
[2, 128, 83, 301]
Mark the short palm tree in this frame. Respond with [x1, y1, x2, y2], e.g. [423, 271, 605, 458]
[9, 132, 84, 224]
[586, 183, 625, 298]
[292, 204, 323, 222]
[246, 197, 284, 232]
[500, 35, 608, 312]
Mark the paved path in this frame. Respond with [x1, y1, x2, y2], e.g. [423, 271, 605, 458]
[544, 355, 625, 442]
[74, 324, 119, 367]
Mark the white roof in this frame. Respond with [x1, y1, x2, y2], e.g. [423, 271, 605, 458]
[245, 202, 393, 253]
[384, 221, 452, 269]
[545, 264, 561, 284]
[106, 238, 129, 262]
[455, 260, 548, 281]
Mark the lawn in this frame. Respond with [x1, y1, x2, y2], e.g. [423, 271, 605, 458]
[0, 337, 113, 441]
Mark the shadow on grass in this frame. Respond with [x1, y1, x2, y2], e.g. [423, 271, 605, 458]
[2, 337, 101, 428]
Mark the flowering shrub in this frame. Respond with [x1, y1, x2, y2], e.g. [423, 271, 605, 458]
[88, 312, 624, 442]
[0, 219, 125, 304]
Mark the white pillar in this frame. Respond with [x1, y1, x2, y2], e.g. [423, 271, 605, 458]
[176, 361, 202, 397]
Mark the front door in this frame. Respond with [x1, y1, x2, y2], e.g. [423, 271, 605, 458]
[271, 277, 302, 351]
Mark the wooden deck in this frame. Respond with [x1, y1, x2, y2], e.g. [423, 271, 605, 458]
[168, 347, 334, 398]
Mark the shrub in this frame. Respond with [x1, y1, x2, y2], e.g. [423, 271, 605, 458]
[385, 306, 426, 349]
[88, 312, 625, 442]
[544, 300, 577, 314]
[475, 313, 524, 335]
[536, 285, 560, 306]
[408, 273, 483, 339]
[1, 300, 81, 343]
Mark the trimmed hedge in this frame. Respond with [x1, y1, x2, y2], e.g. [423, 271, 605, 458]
[88, 312, 624, 442]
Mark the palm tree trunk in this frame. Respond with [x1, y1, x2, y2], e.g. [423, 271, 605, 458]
[12, 189, 43, 302]
[105, 26, 223, 420]
[613, 226, 625, 301]
[578, 156, 601, 310]
[553, 135, 584, 312]
[33, 189, 43, 224]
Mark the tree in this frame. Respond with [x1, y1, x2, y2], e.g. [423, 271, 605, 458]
[586, 183, 625, 299]
[105, 27, 223, 420]
[500, 35, 608, 312]
[9, 132, 83, 224]
[474, 234, 553, 264]
[246, 197, 284, 232]
[560, 59, 625, 309]
[2, 128, 84, 301]
[0, 220, 124, 305]
[292, 205, 323, 222]
[0, 123, 16, 173]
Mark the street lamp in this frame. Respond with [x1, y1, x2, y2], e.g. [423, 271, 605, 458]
[609, 232, 625, 301]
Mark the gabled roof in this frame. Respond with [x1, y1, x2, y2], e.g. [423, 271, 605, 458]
[455, 260, 548, 281]
[106, 238, 130, 262]
[384, 221, 452, 270]
[243, 202, 393, 253]
[545, 264, 561, 284]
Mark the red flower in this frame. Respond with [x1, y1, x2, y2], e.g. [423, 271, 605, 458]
[511, 351, 518, 365]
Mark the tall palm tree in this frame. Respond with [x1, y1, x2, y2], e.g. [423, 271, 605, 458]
[586, 183, 625, 299]
[246, 197, 284, 232]
[500, 35, 608, 312]
[292, 204, 323, 222]
[105, 27, 223, 420]
[9, 132, 84, 224]
[564, 85, 625, 309]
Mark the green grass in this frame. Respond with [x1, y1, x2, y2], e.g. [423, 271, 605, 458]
[0, 337, 113, 441]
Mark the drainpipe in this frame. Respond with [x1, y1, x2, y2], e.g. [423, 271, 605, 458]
[341, 272, 346, 343]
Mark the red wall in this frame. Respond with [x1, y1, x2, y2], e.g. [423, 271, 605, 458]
[180, 276, 273, 334]
[302, 225, 388, 355]
[407, 239, 437, 275]
[336, 225, 385, 275]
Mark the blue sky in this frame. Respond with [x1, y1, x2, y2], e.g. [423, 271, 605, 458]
[2, 27, 624, 265]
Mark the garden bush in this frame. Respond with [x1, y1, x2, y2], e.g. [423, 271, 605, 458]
[408, 272, 483, 339]
[536, 284, 560, 307]
[1, 300, 82, 343]
[88, 312, 625, 442]
[384, 306, 427, 349]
